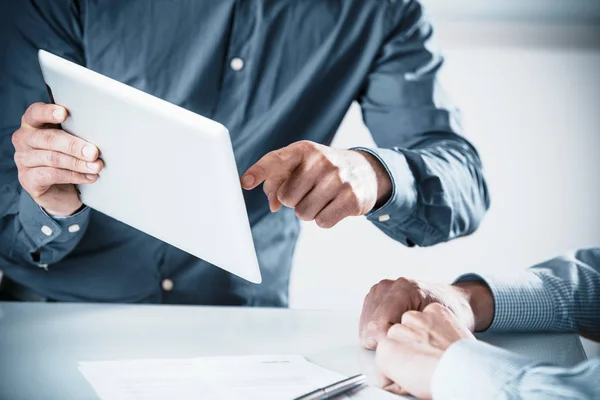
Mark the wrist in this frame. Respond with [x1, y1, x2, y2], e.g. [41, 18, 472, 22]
[355, 150, 392, 207]
[42, 201, 84, 218]
[452, 281, 495, 332]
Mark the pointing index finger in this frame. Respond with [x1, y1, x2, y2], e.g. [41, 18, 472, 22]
[241, 146, 303, 190]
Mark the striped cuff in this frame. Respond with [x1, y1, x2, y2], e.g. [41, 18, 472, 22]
[454, 272, 557, 332]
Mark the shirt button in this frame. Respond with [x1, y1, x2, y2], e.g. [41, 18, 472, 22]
[378, 214, 391, 222]
[230, 57, 244, 71]
[38, 264, 49, 270]
[41, 225, 53, 236]
[68, 224, 80, 233]
[161, 279, 174, 292]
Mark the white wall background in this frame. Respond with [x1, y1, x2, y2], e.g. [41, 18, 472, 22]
[289, 8, 600, 356]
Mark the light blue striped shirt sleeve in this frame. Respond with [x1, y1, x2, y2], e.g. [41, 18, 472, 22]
[431, 247, 600, 399]
[432, 340, 600, 399]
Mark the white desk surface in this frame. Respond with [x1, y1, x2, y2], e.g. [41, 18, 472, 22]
[0, 303, 587, 399]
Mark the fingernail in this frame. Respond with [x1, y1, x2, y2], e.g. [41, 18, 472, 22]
[87, 162, 98, 172]
[267, 193, 274, 212]
[241, 174, 255, 187]
[85, 174, 96, 181]
[53, 108, 66, 121]
[82, 145, 96, 159]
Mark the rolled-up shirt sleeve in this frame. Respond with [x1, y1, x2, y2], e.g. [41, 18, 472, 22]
[356, 0, 489, 247]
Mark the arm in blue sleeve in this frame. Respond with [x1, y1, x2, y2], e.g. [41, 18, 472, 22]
[432, 339, 600, 400]
[0, 1, 89, 268]
[456, 247, 600, 339]
[356, 0, 489, 247]
[0, 185, 91, 267]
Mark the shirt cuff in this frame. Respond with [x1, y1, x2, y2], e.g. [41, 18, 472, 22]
[18, 191, 90, 262]
[454, 272, 557, 332]
[352, 147, 418, 241]
[431, 339, 539, 400]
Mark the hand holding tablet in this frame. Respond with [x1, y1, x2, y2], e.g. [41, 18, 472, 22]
[12, 102, 102, 216]
[36, 50, 261, 284]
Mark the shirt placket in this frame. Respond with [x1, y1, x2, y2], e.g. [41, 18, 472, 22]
[212, 0, 256, 139]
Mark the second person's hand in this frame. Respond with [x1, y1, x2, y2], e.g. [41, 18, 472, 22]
[12, 102, 103, 217]
[359, 278, 494, 350]
[375, 303, 476, 399]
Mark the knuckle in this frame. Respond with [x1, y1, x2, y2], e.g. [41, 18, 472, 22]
[277, 186, 291, 202]
[394, 277, 419, 291]
[28, 102, 44, 112]
[387, 324, 403, 338]
[327, 162, 341, 175]
[295, 208, 311, 221]
[251, 164, 267, 180]
[341, 181, 353, 192]
[23, 104, 35, 122]
[367, 279, 391, 297]
[11, 129, 23, 148]
[48, 151, 61, 167]
[315, 215, 333, 229]
[314, 216, 326, 228]
[13, 151, 24, 167]
[24, 103, 44, 123]
[294, 200, 307, 214]
[393, 277, 409, 289]
[298, 140, 317, 152]
[69, 170, 81, 182]
[272, 149, 288, 164]
[401, 310, 419, 324]
[67, 138, 78, 155]
[373, 279, 393, 291]
[277, 191, 294, 208]
[421, 316, 434, 328]
[263, 178, 277, 195]
[74, 157, 87, 171]
[366, 320, 382, 333]
[313, 150, 328, 165]
[367, 283, 379, 295]
[31, 168, 46, 187]
[40, 130, 55, 149]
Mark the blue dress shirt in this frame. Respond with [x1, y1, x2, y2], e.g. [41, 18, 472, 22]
[433, 248, 600, 399]
[0, 0, 489, 305]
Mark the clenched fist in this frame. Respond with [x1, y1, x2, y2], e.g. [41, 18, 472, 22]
[359, 278, 492, 350]
[12, 103, 103, 217]
[241, 141, 392, 228]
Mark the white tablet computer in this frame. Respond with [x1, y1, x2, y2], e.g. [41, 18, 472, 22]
[38, 50, 261, 284]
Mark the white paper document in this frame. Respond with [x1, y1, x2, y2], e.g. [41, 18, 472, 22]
[78, 355, 395, 400]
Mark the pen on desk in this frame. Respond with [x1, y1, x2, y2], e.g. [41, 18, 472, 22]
[292, 374, 367, 400]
